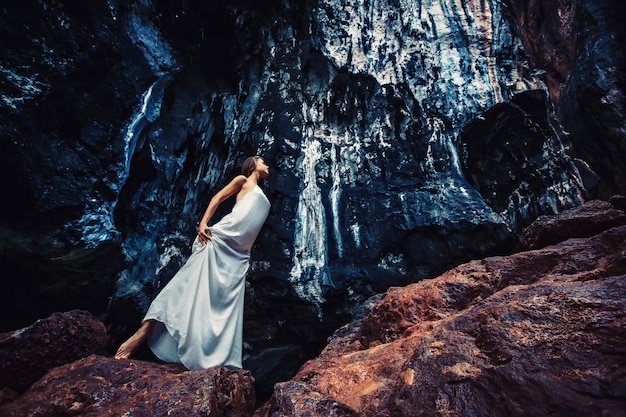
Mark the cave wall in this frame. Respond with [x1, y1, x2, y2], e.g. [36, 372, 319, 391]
[1, 0, 623, 392]
[505, 0, 626, 198]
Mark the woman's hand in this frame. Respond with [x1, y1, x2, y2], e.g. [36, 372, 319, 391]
[198, 223, 212, 244]
[196, 176, 246, 245]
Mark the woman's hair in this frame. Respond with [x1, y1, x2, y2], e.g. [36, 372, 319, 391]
[241, 156, 261, 177]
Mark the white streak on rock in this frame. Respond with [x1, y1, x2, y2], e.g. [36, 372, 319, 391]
[289, 137, 335, 313]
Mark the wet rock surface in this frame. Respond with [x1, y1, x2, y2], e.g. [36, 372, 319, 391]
[0, 310, 107, 394]
[256, 202, 626, 416]
[0, 200, 623, 416]
[1, 0, 624, 405]
[0, 355, 256, 417]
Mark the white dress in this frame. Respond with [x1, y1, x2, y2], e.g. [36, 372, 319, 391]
[143, 185, 270, 370]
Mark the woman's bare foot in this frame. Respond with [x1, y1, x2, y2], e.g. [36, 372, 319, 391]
[114, 320, 155, 360]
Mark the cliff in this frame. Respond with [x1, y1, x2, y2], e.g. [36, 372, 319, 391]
[1, 200, 624, 416]
[1, 0, 624, 401]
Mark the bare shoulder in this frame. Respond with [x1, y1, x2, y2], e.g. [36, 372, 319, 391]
[237, 177, 259, 200]
[215, 175, 247, 200]
[230, 175, 247, 186]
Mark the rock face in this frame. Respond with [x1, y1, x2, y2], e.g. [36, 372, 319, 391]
[0, 310, 107, 394]
[0, 311, 256, 417]
[256, 201, 626, 416]
[460, 89, 586, 233]
[519, 198, 626, 249]
[0, 355, 256, 417]
[1, 0, 624, 400]
[506, 0, 626, 199]
[0, 211, 622, 416]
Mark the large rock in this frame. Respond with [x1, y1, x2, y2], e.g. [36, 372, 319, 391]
[256, 222, 626, 416]
[0, 355, 255, 417]
[0, 0, 174, 332]
[0, 310, 256, 417]
[0, 0, 582, 323]
[0, 310, 107, 394]
[519, 198, 626, 249]
[506, 0, 626, 198]
[2, 0, 624, 403]
[460, 90, 587, 233]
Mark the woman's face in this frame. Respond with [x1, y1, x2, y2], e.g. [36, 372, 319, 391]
[255, 158, 270, 178]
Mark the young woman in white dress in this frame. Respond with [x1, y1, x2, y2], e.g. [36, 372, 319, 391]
[115, 156, 270, 370]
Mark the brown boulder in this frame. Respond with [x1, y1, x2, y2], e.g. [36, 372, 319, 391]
[519, 199, 626, 250]
[0, 309, 107, 393]
[0, 355, 256, 417]
[256, 225, 626, 417]
[0, 308, 258, 416]
[255, 381, 362, 417]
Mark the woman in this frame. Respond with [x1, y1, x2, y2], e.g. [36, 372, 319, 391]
[115, 156, 270, 370]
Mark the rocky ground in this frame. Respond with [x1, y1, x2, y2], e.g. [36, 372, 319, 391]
[2, 0, 624, 396]
[1, 198, 625, 416]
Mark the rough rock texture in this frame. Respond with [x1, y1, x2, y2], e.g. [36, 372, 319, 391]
[0, 310, 256, 416]
[0, 0, 166, 332]
[460, 89, 586, 233]
[520, 198, 626, 249]
[256, 208, 626, 416]
[505, 0, 579, 103]
[0, 310, 107, 394]
[1, 0, 624, 401]
[610, 195, 626, 212]
[0, 0, 580, 322]
[507, 0, 626, 198]
[0, 355, 256, 417]
[563, 0, 626, 197]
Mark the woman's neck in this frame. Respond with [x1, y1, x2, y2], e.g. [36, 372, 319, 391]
[248, 172, 260, 185]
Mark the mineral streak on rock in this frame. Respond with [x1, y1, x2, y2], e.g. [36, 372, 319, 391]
[1, 0, 624, 404]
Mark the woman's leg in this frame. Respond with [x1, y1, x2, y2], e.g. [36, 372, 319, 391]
[114, 319, 156, 359]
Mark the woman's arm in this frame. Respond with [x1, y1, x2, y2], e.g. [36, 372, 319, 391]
[197, 175, 247, 243]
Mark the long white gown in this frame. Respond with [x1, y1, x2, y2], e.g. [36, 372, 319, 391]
[143, 185, 270, 370]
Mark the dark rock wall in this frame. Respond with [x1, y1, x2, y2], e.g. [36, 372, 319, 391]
[506, 0, 626, 198]
[1, 0, 623, 394]
[560, 0, 626, 198]
[0, 0, 173, 330]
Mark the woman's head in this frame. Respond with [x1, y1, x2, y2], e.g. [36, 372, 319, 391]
[241, 156, 268, 178]
[241, 156, 261, 176]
